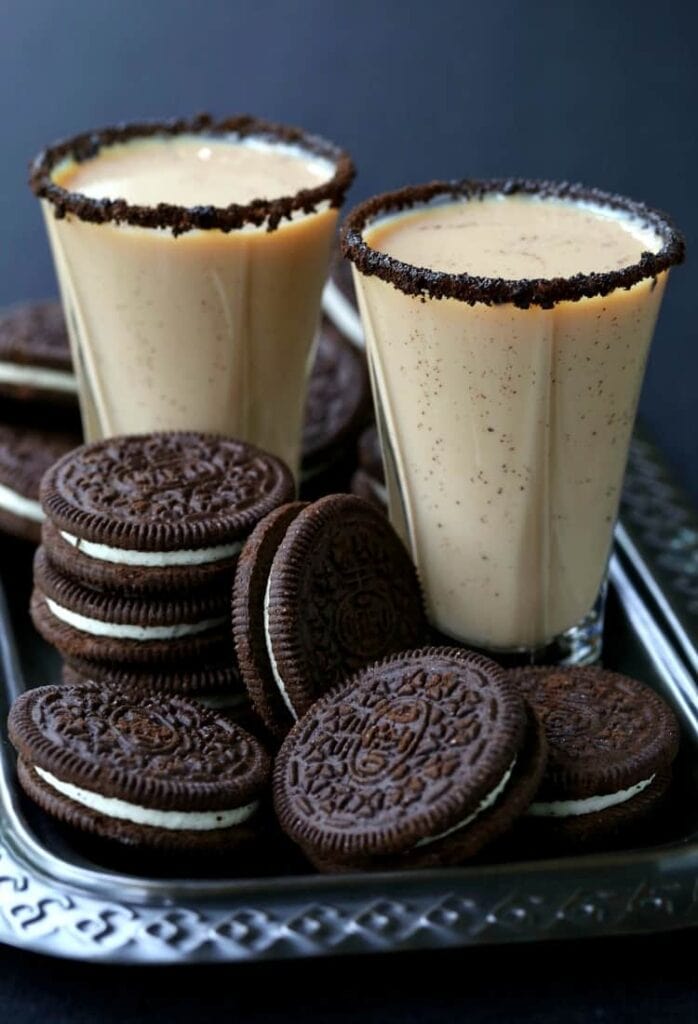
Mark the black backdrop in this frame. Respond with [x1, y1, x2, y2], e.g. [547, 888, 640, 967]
[1, 0, 696, 500]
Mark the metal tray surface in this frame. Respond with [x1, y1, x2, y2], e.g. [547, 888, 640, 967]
[0, 431, 696, 964]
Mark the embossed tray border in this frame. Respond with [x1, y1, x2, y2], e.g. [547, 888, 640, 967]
[0, 433, 696, 963]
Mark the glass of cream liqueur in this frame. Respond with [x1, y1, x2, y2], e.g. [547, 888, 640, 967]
[30, 115, 355, 477]
[343, 181, 684, 664]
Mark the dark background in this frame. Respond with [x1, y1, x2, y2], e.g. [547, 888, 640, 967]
[1, 0, 696, 501]
[0, 1, 697, 1020]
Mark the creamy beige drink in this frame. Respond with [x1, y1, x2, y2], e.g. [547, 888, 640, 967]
[344, 182, 684, 656]
[31, 118, 354, 474]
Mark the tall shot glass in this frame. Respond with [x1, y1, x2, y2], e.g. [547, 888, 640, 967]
[342, 180, 684, 664]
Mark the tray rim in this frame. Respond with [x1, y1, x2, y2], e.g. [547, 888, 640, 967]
[0, 434, 697, 963]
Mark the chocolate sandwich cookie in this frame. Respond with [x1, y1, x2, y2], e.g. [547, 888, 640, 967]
[274, 647, 546, 871]
[301, 319, 370, 496]
[506, 666, 680, 847]
[32, 546, 231, 665]
[0, 301, 77, 408]
[0, 424, 79, 544]
[233, 494, 429, 738]
[9, 682, 270, 852]
[41, 431, 294, 593]
[232, 502, 307, 736]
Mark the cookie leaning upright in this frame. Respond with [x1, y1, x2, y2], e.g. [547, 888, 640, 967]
[233, 494, 429, 737]
[9, 683, 270, 853]
[507, 666, 681, 846]
[39, 432, 294, 594]
[274, 647, 547, 871]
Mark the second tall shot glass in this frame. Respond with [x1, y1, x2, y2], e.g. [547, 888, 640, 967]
[342, 179, 684, 664]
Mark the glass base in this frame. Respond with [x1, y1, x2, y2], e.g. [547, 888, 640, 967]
[433, 581, 607, 669]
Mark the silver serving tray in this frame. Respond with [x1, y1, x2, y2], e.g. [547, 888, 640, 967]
[0, 430, 696, 964]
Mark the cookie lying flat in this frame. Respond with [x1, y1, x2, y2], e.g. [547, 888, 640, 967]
[274, 647, 546, 871]
[0, 424, 79, 544]
[506, 666, 680, 846]
[233, 494, 428, 737]
[40, 431, 295, 593]
[32, 546, 231, 665]
[301, 319, 370, 491]
[0, 301, 77, 406]
[9, 683, 269, 852]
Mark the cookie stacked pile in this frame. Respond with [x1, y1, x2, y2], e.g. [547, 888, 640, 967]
[31, 431, 294, 704]
[0, 302, 81, 544]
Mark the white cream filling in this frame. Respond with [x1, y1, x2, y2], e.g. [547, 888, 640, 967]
[0, 361, 78, 393]
[416, 758, 517, 847]
[0, 482, 44, 523]
[45, 597, 225, 641]
[34, 765, 257, 831]
[263, 573, 297, 720]
[527, 774, 656, 818]
[60, 531, 241, 567]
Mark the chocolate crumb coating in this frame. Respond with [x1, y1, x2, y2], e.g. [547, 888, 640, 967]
[31, 114, 355, 237]
[341, 179, 685, 309]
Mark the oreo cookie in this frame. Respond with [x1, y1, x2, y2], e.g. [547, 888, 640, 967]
[273, 647, 546, 870]
[31, 546, 231, 665]
[40, 431, 295, 593]
[0, 301, 77, 408]
[507, 666, 680, 846]
[0, 424, 79, 544]
[233, 494, 429, 738]
[301, 319, 370, 496]
[9, 682, 270, 852]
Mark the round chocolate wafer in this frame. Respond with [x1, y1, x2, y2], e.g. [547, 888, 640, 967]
[32, 546, 230, 665]
[40, 431, 295, 592]
[242, 494, 428, 735]
[506, 665, 680, 846]
[9, 682, 270, 852]
[274, 647, 546, 870]
[0, 425, 78, 544]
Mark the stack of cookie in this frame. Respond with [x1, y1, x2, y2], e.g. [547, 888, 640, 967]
[31, 431, 294, 707]
[0, 302, 81, 544]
